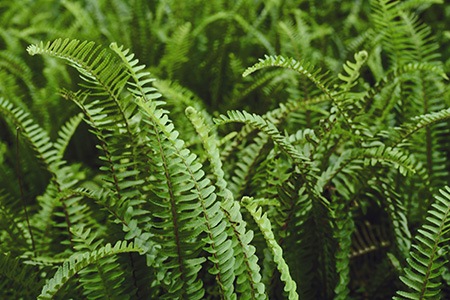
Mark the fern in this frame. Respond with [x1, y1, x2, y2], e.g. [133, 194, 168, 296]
[71, 225, 132, 299]
[38, 240, 141, 300]
[0, 1, 449, 298]
[244, 197, 299, 300]
[242, 54, 335, 102]
[214, 110, 309, 166]
[0, 253, 42, 298]
[185, 106, 266, 299]
[394, 186, 450, 300]
[54, 113, 83, 159]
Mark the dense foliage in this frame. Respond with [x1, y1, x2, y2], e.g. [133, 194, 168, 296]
[1, 0, 450, 299]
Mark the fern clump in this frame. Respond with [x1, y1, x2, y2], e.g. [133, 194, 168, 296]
[0, 0, 449, 299]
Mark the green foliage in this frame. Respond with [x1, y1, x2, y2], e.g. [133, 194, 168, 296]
[394, 186, 450, 300]
[0, 0, 449, 299]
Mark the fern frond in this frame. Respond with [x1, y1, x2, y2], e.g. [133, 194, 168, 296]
[109, 42, 162, 104]
[214, 110, 309, 166]
[159, 22, 193, 79]
[27, 39, 128, 99]
[72, 187, 155, 256]
[371, 0, 414, 68]
[244, 197, 299, 300]
[360, 145, 417, 176]
[186, 106, 266, 299]
[0, 253, 42, 298]
[0, 97, 58, 174]
[0, 190, 29, 252]
[337, 50, 368, 92]
[374, 178, 412, 257]
[110, 44, 210, 299]
[136, 97, 208, 299]
[390, 107, 450, 147]
[71, 225, 133, 299]
[38, 240, 141, 300]
[394, 186, 450, 300]
[61, 90, 144, 203]
[27, 39, 136, 143]
[53, 113, 83, 159]
[332, 199, 354, 300]
[242, 55, 335, 102]
[396, 0, 444, 12]
[0, 98, 85, 252]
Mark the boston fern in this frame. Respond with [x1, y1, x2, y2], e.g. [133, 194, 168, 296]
[0, 0, 449, 299]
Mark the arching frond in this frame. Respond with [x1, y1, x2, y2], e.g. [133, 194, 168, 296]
[38, 241, 141, 300]
[242, 55, 335, 101]
[214, 110, 309, 165]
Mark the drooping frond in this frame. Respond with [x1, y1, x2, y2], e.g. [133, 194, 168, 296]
[359, 145, 417, 177]
[242, 55, 335, 102]
[70, 225, 133, 299]
[27, 39, 128, 100]
[389, 107, 450, 147]
[38, 241, 141, 300]
[214, 110, 309, 166]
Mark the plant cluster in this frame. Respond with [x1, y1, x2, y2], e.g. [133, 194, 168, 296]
[1, 0, 450, 299]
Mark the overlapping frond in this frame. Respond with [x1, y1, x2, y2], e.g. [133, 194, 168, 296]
[112, 44, 210, 299]
[0, 253, 42, 298]
[186, 106, 266, 299]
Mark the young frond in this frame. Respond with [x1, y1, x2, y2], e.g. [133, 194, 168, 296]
[337, 50, 368, 92]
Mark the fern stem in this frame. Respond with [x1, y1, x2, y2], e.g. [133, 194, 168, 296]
[15, 127, 36, 256]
